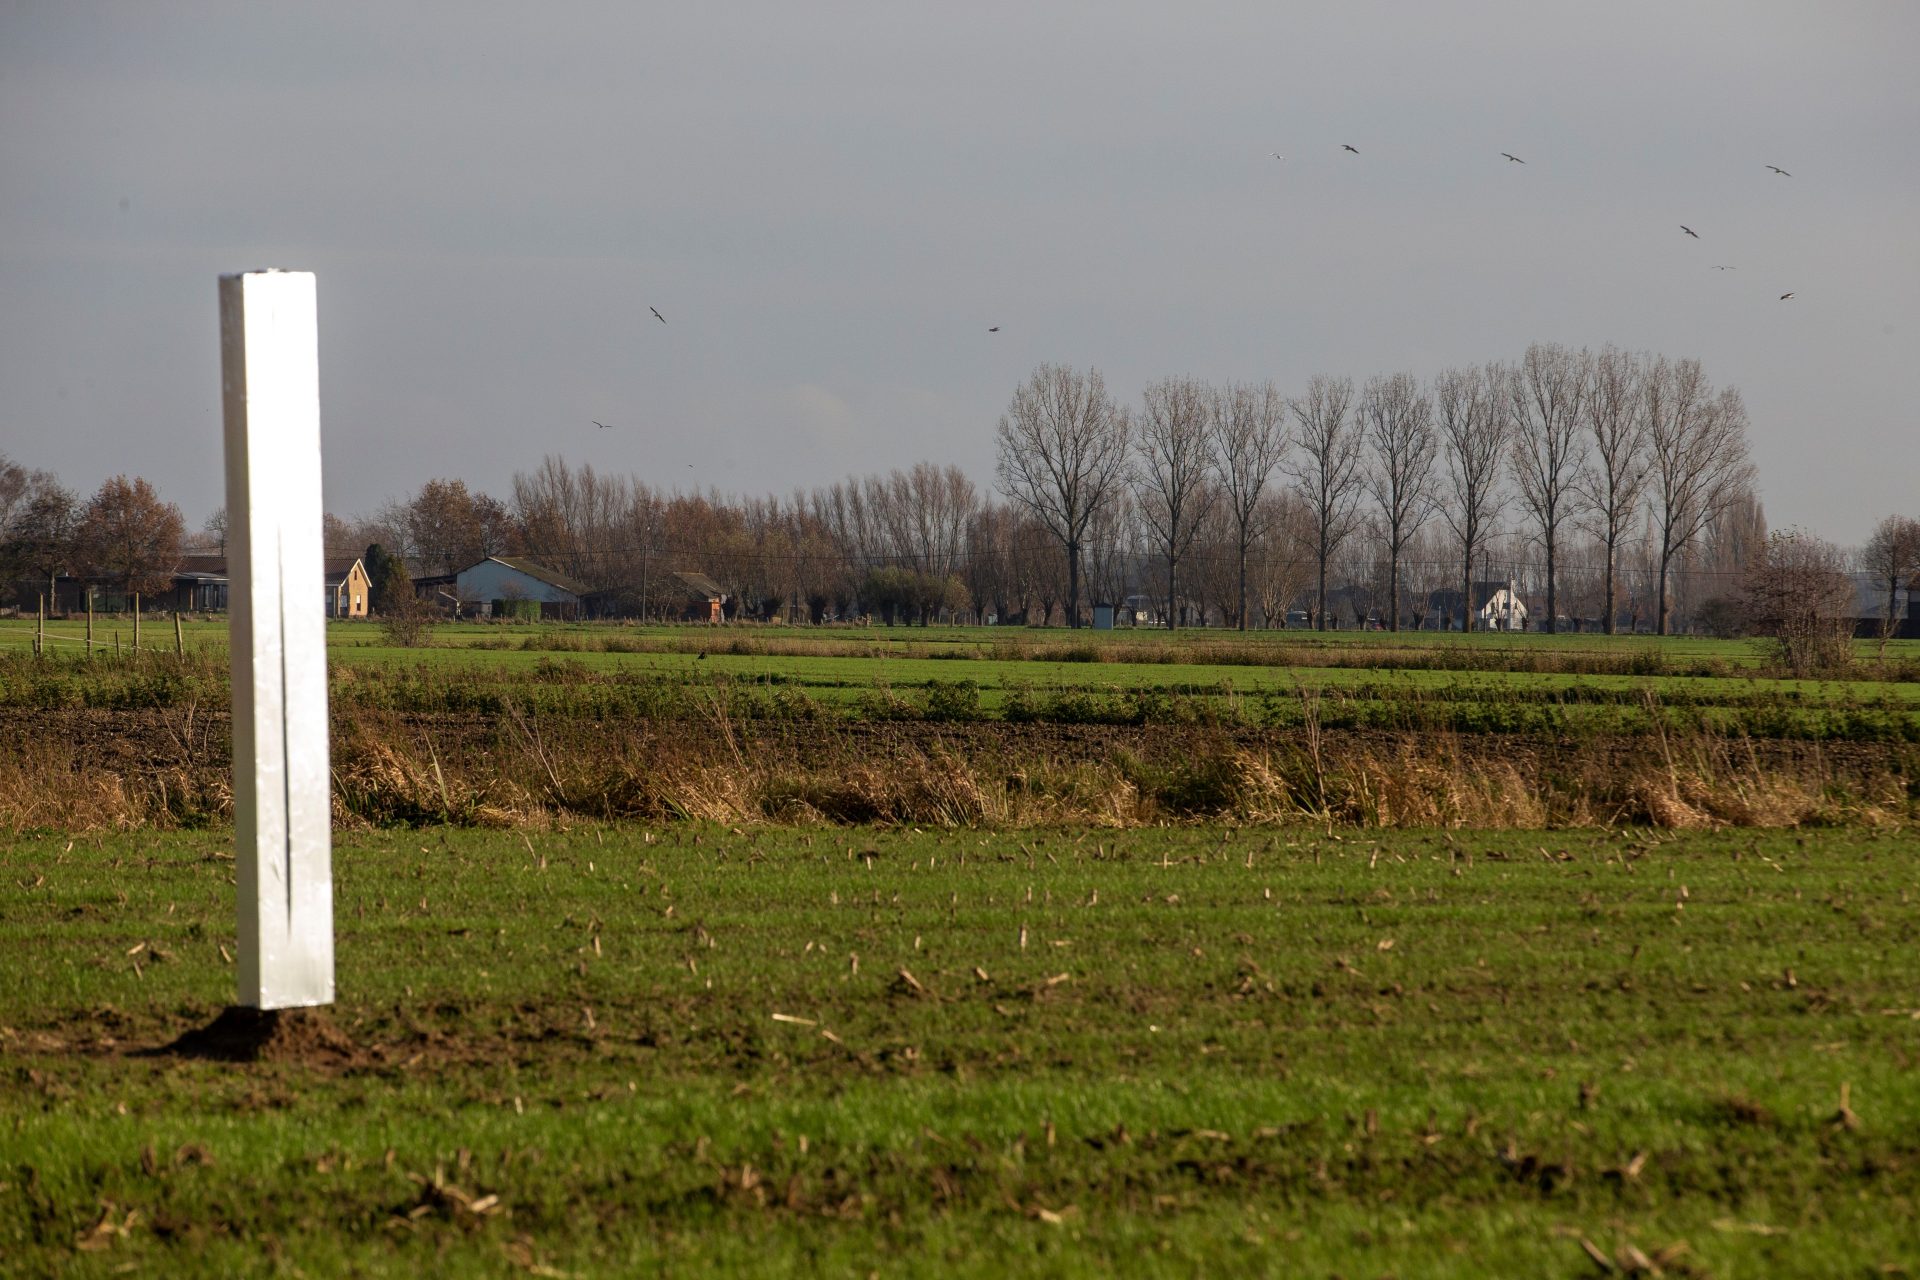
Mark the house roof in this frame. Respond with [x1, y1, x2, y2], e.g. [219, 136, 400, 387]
[470, 556, 590, 597]
[670, 570, 725, 599]
[170, 555, 363, 586]
[323, 558, 364, 585]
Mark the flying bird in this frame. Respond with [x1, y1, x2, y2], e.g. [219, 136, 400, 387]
[1766, 165, 1791, 177]
[592, 420, 613, 430]
[1680, 225, 1700, 238]
[1779, 292, 1795, 300]
[1501, 152, 1526, 164]
[987, 326, 1000, 333]
[1342, 144, 1359, 154]
[1270, 152, 1286, 160]
[649, 307, 665, 323]
[1712, 265, 1737, 271]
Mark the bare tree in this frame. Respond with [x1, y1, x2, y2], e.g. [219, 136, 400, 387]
[1859, 514, 1920, 657]
[1508, 343, 1590, 632]
[1133, 377, 1215, 627]
[1208, 381, 1290, 630]
[1434, 364, 1510, 632]
[1644, 357, 1755, 635]
[1084, 487, 1140, 619]
[1249, 490, 1311, 626]
[1744, 528, 1855, 675]
[994, 364, 1131, 628]
[1284, 375, 1363, 630]
[1575, 346, 1648, 634]
[1360, 372, 1438, 631]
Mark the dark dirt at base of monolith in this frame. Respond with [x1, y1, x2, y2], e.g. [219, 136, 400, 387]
[158, 1005, 361, 1065]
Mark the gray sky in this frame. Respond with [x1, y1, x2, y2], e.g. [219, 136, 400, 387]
[3, 1, 1915, 544]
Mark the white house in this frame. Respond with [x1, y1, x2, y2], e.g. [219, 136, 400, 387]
[1477, 579, 1528, 631]
[1426, 579, 1529, 631]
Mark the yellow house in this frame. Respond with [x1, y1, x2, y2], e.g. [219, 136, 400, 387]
[325, 558, 371, 618]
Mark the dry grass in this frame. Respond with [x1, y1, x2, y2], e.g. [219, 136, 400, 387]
[1, 704, 1908, 835]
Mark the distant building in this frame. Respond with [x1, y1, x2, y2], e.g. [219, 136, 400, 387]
[324, 558, 371, 618]
[1847, 571, 1918, 640]
[1426, 579, 1529, 632]
[663, 570, 727, 624]
[452, 556, 588, 620]
[168, 555, 231, 612]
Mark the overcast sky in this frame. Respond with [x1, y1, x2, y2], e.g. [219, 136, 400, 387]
[2, 2, 1915, 544]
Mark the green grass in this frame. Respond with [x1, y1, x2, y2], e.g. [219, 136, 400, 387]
[5, 824, 1919, 1276]
[8, 633, 1919, 742]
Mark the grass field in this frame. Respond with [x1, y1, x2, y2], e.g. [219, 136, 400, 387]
[4, 824, 1920, 1277]
[3, 620, 1917, 1274]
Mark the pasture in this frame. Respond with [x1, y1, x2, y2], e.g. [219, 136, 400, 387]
[2, 620, 1917, 1275]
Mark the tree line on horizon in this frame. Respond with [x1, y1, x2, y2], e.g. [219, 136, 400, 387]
[4, 342, 1917, 638]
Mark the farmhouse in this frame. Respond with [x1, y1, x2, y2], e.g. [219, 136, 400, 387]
[1848, 572, 1919, 640]
[664, 570, 727, 624]
[170, 555, 230, 612]
[324, 558, 371, 618]
[1426, 580, 1529, 632]
[452, 556, 588, 620]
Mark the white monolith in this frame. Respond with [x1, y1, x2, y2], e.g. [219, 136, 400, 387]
[219, 270, 334, 1009]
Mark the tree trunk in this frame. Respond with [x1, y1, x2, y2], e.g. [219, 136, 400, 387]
[1883, 579, 1899, 659]
[1236, 538, 1249, 631]
[1656, 552, 1672, 636]
[1166, 559, 1176, 631]
[1315, 543, 1329, 632]
[1065, 541, 1081, 629]
[1545, 534, 1557, 634]
[1603, 544, 1616, 635]
[1388, 547, 1400, 632]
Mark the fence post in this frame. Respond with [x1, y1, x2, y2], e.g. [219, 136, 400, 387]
[221, 269, 333, 1010]
[133, 594, 141, 651]
[175, 610, 184, 655]
[36, 594, 44, 656]
[86, 592, 93, 650]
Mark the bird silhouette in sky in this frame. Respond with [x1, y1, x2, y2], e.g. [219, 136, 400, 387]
[1766, 165, 1791, 177]
[1779, 292, 1795, 300]
[1712, 265, 1737, 271]
[592, 421, 612, 430]
[1680, 226, 1700, 238]
[1342, 144, 1359, 154]
[1501, 153, 1526, 164]
[988, 326, 1000, 333]
[650, 307, 665, 323]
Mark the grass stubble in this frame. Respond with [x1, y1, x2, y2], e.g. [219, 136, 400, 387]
[3, 825, 1918, 1277]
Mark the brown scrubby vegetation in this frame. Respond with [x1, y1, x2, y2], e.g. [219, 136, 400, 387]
[3, 704, 1910, 834]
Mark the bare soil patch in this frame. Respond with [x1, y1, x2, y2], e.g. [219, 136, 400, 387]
[154, 1006, 368, 1068]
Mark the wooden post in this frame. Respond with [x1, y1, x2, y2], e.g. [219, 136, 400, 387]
[175, 610, 185, 655]
[221, 269, 333, 1010]
[36, 594, 44, 656]
[133, 594, 141, 651]
[86, 592, 93, 650]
